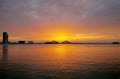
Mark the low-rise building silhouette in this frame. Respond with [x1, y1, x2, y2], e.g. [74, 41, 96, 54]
[28, 41, 34, 44]
[10, 42, 18, 44]
[113, 42, 119, 44]
[18, 41, 26, 44]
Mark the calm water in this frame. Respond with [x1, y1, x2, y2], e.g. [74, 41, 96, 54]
[0, 44, 120, 79]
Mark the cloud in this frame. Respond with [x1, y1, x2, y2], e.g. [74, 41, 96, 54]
[1, 0, 120, 23]
[0, 0, 120, 35]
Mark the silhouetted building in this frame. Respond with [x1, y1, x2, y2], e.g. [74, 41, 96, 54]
[45, 40, 59, 44]
[3, 32, 9, 44]
[10, 42, 17, 44]
[28, 41, 34, 44]
[62, 40, 71, 44]
[113, 42, 119, 44]
[18, 41, 26, 44]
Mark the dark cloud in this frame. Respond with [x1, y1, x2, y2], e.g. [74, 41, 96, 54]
[0, 0, 120, 31]
[0, 0, 119, 22]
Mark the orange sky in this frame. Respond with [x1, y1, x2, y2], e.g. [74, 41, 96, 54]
[0, 22, 120, 42]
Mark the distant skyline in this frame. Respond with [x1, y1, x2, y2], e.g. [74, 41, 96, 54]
[0, 0, 120, 42]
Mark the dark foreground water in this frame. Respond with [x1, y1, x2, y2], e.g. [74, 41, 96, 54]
[0, 44, 120, 79]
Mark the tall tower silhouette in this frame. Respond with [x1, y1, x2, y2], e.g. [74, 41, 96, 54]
[3, 32, 9, 44]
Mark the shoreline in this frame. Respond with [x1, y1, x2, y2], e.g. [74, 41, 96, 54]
[0, 43, 119, 45]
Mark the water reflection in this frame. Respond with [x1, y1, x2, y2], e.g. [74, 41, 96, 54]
[0, 44, 120, 79]
[2, 45, 8, 63]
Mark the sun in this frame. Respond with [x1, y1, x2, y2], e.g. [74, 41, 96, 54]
[54, 35, 67, 42]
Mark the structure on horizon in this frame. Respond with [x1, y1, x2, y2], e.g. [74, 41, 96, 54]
[18, 41, 26, 44]
[62, 40, 71, 44]
[45, 40, 59, 44]
[112, 42, 119, 44]
[28, 41, 34, 44]
[3, 32, 9, 44]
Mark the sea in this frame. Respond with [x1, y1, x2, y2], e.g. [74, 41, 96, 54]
[0, 44, 120, 79]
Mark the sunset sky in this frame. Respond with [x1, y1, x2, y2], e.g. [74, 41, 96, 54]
[0, 0, 120, 42]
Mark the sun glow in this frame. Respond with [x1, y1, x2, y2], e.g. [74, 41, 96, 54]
[54, 35, 67, 42]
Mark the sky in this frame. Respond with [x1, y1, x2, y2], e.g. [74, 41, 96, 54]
[0, 0, 120, 42]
